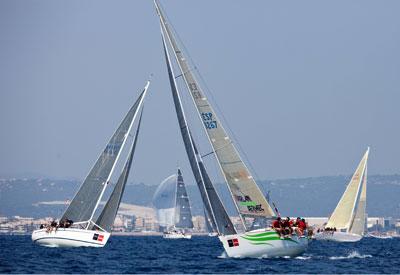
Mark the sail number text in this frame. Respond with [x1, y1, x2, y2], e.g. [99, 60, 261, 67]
[201, 112, 217, 129]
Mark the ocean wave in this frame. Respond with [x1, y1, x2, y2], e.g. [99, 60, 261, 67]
[295, 256, 312, 260]
[329, 251, 372, 260]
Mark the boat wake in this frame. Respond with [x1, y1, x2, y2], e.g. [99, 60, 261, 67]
[329, 251, 372, 260]
[218, 251, 228, 259]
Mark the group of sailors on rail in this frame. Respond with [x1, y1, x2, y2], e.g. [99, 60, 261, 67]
[316, 227, 337, 235]
[39, 218, 74, 233]
[271, 217, 311, 238]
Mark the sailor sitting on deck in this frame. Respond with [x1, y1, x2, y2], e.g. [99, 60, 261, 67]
[45, 220, 58, 233]
[272, 217, 283, 237]
[282, 217, 294, 237]
[295, 218, 307, 236]
[58, 218, 74, 229]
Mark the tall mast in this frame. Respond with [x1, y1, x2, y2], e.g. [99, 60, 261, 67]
[154, 1, 275, 230]
[157, 3, 236, 235]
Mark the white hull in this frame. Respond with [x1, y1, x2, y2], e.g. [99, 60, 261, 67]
[314, 231, 362, 242]
[367, 233, 393, 239]
[219, 229, 309, 258]
[163, 232, 192, 239]
[208, 232, 218, 237]
[32, 228, 110, 248]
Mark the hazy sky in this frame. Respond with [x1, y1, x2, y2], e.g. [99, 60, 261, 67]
[0, 0, 399, 185]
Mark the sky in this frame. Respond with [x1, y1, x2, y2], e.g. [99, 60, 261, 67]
[0, 0, 399, 185]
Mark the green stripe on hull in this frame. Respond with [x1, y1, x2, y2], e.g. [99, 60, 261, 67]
[244, 232, 279, 239]
[241, 235, 299, 245]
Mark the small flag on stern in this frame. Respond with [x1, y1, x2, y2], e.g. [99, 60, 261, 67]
[93, 233, 104, 242]
[228, 238, 239, 247]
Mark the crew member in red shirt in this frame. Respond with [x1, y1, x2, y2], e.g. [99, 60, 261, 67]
[272, 217, 283, 237]
[297, 218, 307, 236]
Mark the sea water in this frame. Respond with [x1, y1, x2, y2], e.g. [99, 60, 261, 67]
[1, 235, 399, 274]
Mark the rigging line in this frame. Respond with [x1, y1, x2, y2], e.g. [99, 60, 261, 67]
[175, 66, 198, 80]
[201, 151, 214, 158]
[202, 141, 234, 159]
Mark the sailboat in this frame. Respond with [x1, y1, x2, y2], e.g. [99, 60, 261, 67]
[163, 169, 194, 239]
[31, 81, 150, 247]
[155, 1, 309, 258]
[367, 220, 393, 239]
[315, 148, 370, 242]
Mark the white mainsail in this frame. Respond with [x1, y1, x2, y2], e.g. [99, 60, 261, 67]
[155, 1, 275, 226]
[326, 148, 369, 231]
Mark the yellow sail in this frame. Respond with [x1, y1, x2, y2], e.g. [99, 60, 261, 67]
[326, 148, 369, 230]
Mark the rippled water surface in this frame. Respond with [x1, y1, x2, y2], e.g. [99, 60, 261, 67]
[1, 235, 399, 273]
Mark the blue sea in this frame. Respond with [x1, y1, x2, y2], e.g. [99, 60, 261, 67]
[1, 235, 399, 274]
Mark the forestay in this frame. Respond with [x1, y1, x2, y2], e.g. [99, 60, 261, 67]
[155, 1, 275, 220]
[61, 87, 147, 223]
[94, 109, 144, 232]
[326, 148, 369, 230]
[158, 7, 236, 235]
[174, 169, 194, 229]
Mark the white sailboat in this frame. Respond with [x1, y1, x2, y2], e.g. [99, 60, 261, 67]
[315, 148, 369, 242]
[161, 169, 194, 239]
[152, 170, 194, 239]
[31, 81, 150, 247]
[163, 169, 193, 239]
[155, 1, 309, 258]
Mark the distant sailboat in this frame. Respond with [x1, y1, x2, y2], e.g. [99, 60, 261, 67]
[367, 220, 393, 239]
[315, 148, 370, 242]
[155, 0, 309, 257]
[31, 81, 150, 247]
[162, 169, 194, 239]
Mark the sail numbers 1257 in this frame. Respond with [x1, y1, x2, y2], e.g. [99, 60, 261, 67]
[201, 112, 217, 129]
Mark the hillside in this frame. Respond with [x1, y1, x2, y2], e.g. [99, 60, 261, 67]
[0, 175, 399, 218]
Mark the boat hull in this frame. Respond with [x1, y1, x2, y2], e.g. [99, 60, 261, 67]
[32, 228, 110, 247]
[366, 233, 393, 239]
[314, 231, 362, 242]
[219, 229, 309, 258]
